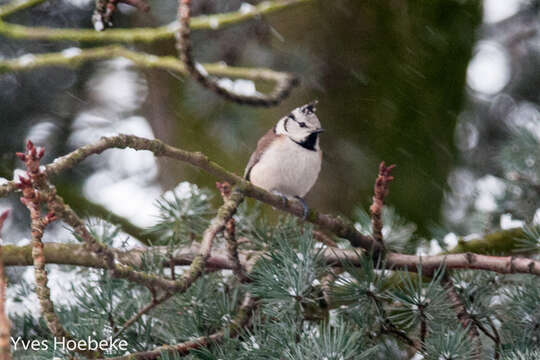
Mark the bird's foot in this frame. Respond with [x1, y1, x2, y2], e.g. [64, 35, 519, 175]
[294, 196, 309, 220]
[272, 190, 289, 207]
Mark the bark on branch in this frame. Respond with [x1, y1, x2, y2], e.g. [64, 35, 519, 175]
[3, 241, 540, 277]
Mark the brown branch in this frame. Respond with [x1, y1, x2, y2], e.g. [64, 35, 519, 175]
[217, 182, 248, 282]
[369, 161, 395, 247]
[176, 0, 298, 107]
[1, 242, 242, 270]
[321, 268, 341, 307]
[442, 277, 482, 360]
[0, 210, 11, 360]
[113, 292, 170, 339]
[417, 304, 426, 352]
[472, 316, 497, 346]
[486, 316, 501, 359]
[106, 293, 255, 360]
[4, 242, 540, 277]
[312, 230, 338, 247]
[370, 292, 418, 350]
[383, 252, 540, 276]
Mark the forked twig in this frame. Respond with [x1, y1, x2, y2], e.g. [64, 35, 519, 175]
[17, 141, 102, 359]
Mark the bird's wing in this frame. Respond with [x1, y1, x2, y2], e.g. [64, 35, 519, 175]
[244, 128, 281, 180]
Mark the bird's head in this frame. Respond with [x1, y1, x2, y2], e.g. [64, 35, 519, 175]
[275, 101, 324, 144]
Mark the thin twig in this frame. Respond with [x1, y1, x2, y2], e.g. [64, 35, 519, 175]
[113, 184, 244, 338]
[176, 0, 298, 106]
[320, 268, 341, 306]
[217, 182, 248, 282]
[442, 277, 482, 360]
[17, 141, 102, 359]
[369, 161, 395, 247]
[486, 316, 501, 360]
[370, 293, 418, 350]
[106, 293, 255, 360]
[312, 230, 338, 247]
[113, 293, 170, 339]
[419, 306, 427, 352]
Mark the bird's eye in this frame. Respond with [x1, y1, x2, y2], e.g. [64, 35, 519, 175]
[299, 122, 307, 128]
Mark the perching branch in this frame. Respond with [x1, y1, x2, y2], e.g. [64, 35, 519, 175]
[176, 0, 298, 106]
[3, 135, 540, 277]
[0, 134, 379, 253]
[0, 210, 11, 360]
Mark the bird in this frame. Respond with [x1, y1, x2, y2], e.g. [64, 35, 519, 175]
[244, 101, 324, 218]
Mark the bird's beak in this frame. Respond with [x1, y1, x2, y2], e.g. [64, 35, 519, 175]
[312, 128, 325, 134]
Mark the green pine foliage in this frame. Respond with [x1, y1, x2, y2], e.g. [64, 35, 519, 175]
[7, 130, 540, 359]
[8, 187, 540, 359]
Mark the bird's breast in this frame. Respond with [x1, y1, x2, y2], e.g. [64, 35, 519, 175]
[249, 138, 322, 197]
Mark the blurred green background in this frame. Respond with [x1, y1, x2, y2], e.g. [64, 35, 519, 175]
[0, 0, 484, 235]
